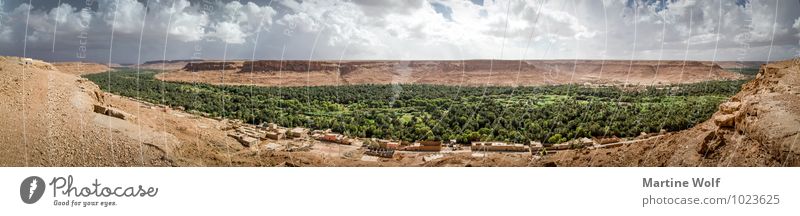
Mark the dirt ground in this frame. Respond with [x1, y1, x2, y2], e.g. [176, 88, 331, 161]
[0, 56, 796, 167]
[0, 56, 166, 166]
[156, 60, 744, 87]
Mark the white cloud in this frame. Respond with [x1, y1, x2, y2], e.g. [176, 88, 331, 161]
[0, 0, 797, 62]
[275, 0, 385, 54]
[0, 1, 11, 43]
[208, 21, 246, 44]
[351, 0, 426, 16]
[152, 0, 208, 42]
[207, 1, 276, 44]
[101, 0, 146, 34]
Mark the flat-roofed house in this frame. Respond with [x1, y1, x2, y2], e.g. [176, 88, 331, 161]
[403, 141, 442, 151]
[288, 127, 309, 138]
[471, 142, 528, 152]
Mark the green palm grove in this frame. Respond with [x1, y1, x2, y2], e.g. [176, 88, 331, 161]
[85, 69, 746, 144]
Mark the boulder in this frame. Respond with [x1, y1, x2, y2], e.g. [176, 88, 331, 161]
[93, 104, 135, 120]
[93, 104, 108, 114]
[714, 114, 735, 127]
[719, 102, 741, 114]
[106, 108, 134, 120]
[695, 130, 718, 155]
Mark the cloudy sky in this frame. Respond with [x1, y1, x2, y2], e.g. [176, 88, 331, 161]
[0, 0, 798, 64]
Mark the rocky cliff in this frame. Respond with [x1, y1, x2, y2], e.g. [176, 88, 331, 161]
[537, 58, 799, 167]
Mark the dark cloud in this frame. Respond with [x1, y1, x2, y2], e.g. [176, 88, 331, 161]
[0, 0, 797, 64]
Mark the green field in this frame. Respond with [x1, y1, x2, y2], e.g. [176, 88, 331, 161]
[85, 70, 746, 144]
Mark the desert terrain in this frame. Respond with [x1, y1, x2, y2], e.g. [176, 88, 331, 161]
[137, 59, 205, 71]
[0, 56, 376, 166]
[155, 60, 744, 87]
[531, 59, 800, 167]
[52, 62, 112, 76]
[0, 56, 797, 166]
[715, 61, 766, 69]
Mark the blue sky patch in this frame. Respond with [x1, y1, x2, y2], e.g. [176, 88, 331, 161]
[431, 2, 453, 21]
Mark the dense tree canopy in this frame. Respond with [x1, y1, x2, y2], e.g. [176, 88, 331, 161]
[85, 70, 746, 144]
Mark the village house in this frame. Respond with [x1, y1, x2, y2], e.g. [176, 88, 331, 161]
[288, 127, 309, 138]
[236, 126, 265, 139]
[376, 139, 402, 150]
[471, 142, 528, 152]
[364, 145, 395, 158]
[316, 133, 352, 145]
[402, 140, 442, 151]
[227, 132, 259, 147]
[547, 143, 572, 151]
[259, 123, 288, 140]
[265, 129, 286, 140]
[385, 141, 401, 150]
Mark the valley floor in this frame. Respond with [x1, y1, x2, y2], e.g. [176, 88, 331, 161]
[1, 56, 797, 166]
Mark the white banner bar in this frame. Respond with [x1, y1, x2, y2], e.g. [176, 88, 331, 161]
[1, 168, 797, 215]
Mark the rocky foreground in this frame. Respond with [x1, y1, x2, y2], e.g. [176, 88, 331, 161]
[0, 56, 340, 166]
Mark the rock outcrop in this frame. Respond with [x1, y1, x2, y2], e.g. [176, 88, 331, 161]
[0, 56, 172, 166]
[183, 61, 241, 71]
[701, 59, 800, 165]
[93, 104, 136, 120]
[538, 58, 799, 167]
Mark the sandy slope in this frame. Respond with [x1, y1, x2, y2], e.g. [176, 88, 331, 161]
[0, 56, 166, 166]
[0, 56, 382, 166]
[52, 62, 112, 75]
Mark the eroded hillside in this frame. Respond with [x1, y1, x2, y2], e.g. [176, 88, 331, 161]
[0, 56, 368, 166]
[157, 60, 743, 87]
[526, 58, 800, 167]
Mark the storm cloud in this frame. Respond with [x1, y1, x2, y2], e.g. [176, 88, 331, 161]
[0, 0, 797, 64]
